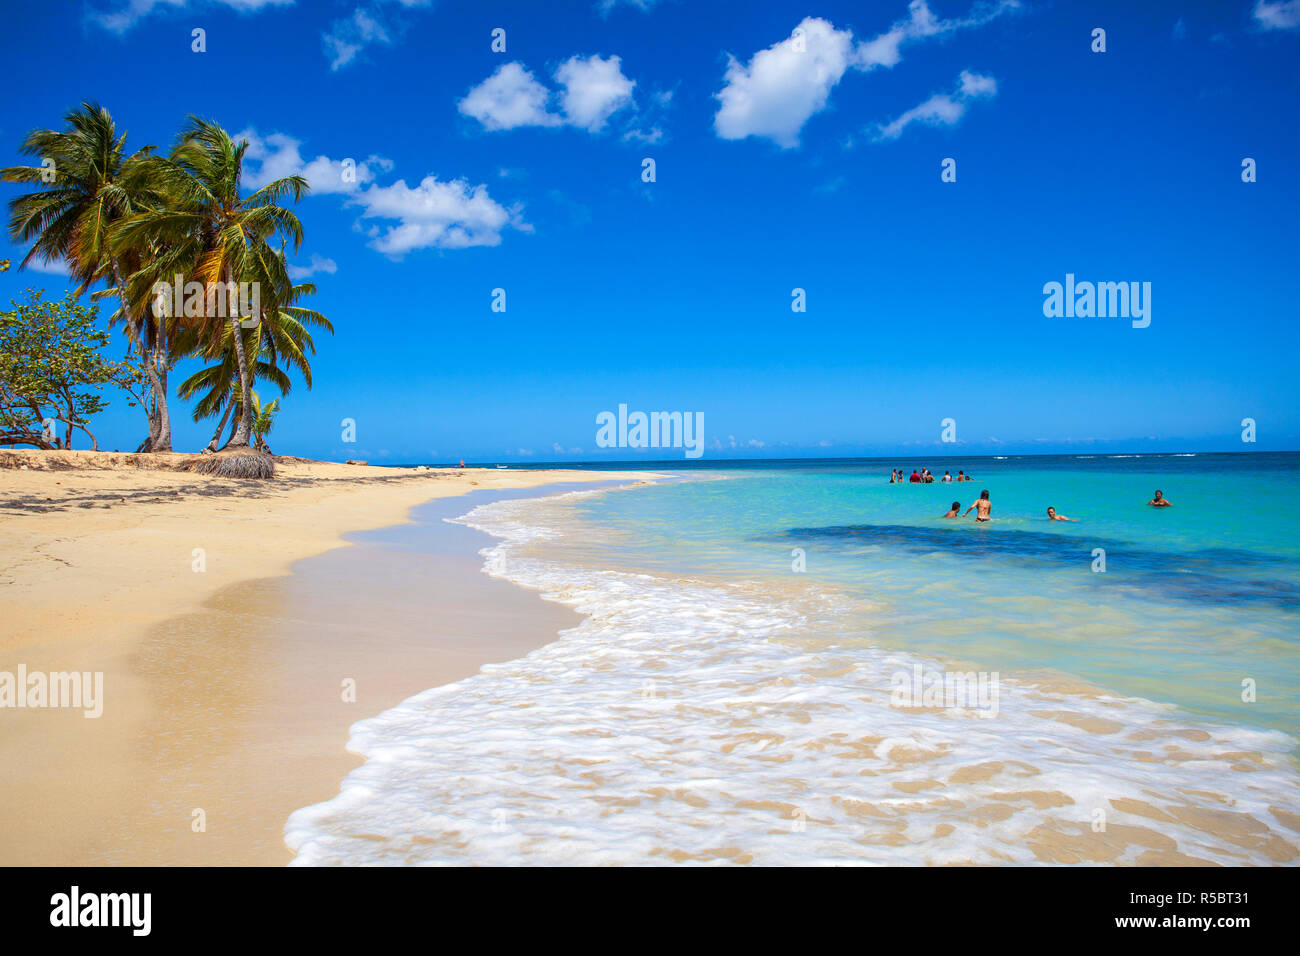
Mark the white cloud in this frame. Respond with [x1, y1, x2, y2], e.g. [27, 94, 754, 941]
[349, 177, 529, 257]
[714, 18, 857, 149]
[238, 129, 392, 195]
[957, 70, 997, 98]
[556, 55, 636, 130]
[237, 127, 526, 259]
[459, 56, 638, 134]
[874, 70, 997, 141]
[1254, 0, 1300, 30]
[287, 254, 337, 280]
[458, 63, 561, 131]
[713, 1, 1018, 148]
[89, 0, 291, 34]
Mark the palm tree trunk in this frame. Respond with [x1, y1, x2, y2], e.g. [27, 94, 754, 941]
[110, 257, 171, 451]
[206, 400, 234, 452]
[226, 400, 243, 447]
[224, 266, 254, 448]
[154, 359, 171, 451]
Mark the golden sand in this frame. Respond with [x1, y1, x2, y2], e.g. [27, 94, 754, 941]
[0, 449, 662, 865]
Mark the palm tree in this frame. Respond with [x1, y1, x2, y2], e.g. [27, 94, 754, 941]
[175, 262, 331, 451]
[250, 392, 279, 451]
[0, 103, 174, 449]
[114, 117, 307, 448]
[177, 324, 289, 452]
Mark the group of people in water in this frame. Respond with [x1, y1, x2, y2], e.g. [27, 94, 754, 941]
[889, 468, 971, 484]
[889, 467, 1174, 523]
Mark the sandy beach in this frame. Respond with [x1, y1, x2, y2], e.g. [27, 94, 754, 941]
[0, 450, 661, 865]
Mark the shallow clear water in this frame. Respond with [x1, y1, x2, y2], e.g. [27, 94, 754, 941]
[286, 454, 1300, 866]
[566, 453, 1300, 735]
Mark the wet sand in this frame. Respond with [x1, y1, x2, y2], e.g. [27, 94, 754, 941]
[0, 452, 659, 865]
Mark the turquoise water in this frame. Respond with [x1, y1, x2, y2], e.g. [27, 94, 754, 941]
[287, 453, 1300, 865]
[566, 453, 1300, 738]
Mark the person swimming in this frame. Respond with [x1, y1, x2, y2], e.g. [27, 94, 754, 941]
[943, 501, 961, 518]
[1148, 489, 1172, 507]
[964, 489, 992, 521]
[1046, 506, 1077, 521]
[941, 471, 952, 483]
[956, 470, 969, 482]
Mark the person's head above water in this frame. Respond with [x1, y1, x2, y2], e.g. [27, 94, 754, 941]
[1047, 507, 1056, 517]
[1153, 490, 1163, 499]
[980, 489, 990, 500]
[951, 501, 961, 511]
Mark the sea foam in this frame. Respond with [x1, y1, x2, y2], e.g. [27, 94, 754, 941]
[285, 488, 1300, 866]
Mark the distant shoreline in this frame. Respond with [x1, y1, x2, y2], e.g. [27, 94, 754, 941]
[439, 449, 1300, 470]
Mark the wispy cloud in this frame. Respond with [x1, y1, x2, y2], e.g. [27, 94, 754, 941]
[323, 8, 391, 71]
[322, 1, 433, 71]
[1254, 0, 1300, 30]
[874, 70, 998, 141]
[713, 0, 1018, 148]
[89, 0, 291, 35]
[597, 0, 662, 15]
[287, 254, 337, 280]
[25, 258, 72, 277]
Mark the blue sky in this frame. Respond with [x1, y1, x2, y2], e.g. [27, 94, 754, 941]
[1, 0, 1298, 462]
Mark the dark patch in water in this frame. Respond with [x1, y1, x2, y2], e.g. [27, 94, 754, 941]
[769, 524, 1300, 610]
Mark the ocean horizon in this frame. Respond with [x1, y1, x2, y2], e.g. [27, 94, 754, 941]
[395, 450, 1295, 469]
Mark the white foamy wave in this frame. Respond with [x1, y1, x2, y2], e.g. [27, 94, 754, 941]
[285, 493, 1300, 866]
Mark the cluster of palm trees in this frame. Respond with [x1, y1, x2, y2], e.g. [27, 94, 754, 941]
[2, 103, 332, 452]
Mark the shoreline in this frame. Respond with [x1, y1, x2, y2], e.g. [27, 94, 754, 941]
[283, 483, 1300, 866]
[0, 450, 664, 865]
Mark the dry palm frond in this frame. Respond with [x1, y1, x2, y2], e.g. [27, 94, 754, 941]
[187, 448, 274, 479]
